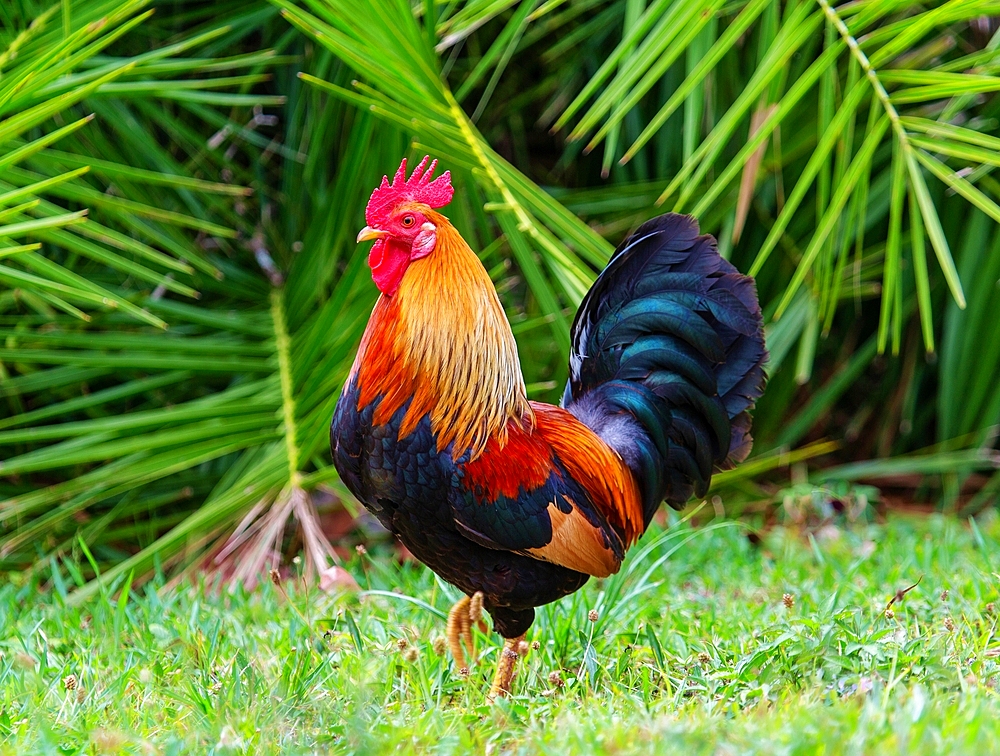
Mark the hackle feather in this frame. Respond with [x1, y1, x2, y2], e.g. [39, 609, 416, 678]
[352, 213, 530, 459]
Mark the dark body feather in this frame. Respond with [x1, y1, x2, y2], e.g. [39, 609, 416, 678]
[332, 380, 590, 637]
[331, 212, 766, 638]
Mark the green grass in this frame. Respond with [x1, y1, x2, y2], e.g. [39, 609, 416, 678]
[4, 511, 1000, 754]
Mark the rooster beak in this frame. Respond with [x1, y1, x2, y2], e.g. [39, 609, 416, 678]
[357, 226, 386, 243]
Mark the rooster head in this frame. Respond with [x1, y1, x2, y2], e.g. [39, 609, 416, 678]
[357, 156, 454, 296]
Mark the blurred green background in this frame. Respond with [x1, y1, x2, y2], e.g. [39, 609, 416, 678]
[2, 0, 1000, 594]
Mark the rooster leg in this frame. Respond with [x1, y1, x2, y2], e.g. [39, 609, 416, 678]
[487, 634, 526, 702]
[445, 591, 486, 674]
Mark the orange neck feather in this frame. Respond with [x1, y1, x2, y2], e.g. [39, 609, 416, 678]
[352, 214, 531, 459]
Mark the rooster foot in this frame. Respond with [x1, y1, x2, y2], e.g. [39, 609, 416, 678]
[487, 633, 527, 702]
[445, 591, 488, 674]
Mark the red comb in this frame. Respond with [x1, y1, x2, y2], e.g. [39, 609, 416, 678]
[365, 156, 454, 226]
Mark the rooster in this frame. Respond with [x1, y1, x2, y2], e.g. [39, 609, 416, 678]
[331, 156, 766, 698]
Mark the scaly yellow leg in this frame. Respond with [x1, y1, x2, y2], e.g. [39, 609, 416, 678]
[445, 591, 488, 675]
[487, 634, 526, 701]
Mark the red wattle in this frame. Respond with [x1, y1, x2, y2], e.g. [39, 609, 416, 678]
[368, 238, 411, 296]
[367, 238, 384, 270]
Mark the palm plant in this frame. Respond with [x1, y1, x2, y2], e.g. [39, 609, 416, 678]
[3, 0, 1000, 596]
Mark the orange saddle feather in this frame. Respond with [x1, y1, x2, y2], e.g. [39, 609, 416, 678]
[460, 402, 643, 578]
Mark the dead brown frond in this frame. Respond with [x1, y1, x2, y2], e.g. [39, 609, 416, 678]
[212, 484, 344, 590]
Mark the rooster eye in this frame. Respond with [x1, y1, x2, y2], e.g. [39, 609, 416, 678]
[401, 215, 415, 227]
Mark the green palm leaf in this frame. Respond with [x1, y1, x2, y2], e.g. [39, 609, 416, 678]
[5, 0, 1000, 596]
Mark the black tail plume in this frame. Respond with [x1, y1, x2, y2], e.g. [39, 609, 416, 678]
[562, 214, 767, 525]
